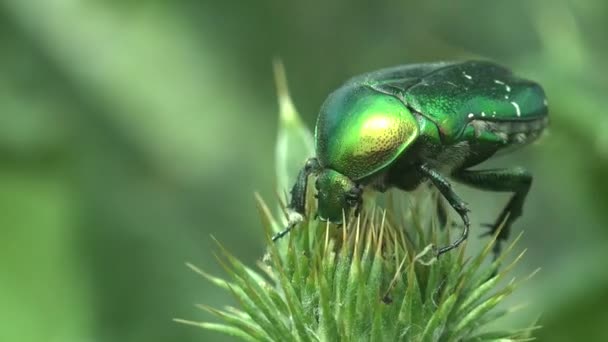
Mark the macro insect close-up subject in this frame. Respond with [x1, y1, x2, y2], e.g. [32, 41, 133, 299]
[273, 60, 548, 257]
[7, 2, 608, 341]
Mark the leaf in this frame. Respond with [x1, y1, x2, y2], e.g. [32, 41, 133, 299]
[273, 59, 314, 200]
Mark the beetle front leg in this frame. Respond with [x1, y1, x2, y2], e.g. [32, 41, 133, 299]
[452, 167, 532, 257]
[272, 158, 320, 242]
[419, 164, 471, 256]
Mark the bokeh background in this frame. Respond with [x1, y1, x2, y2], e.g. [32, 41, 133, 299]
[1, 0, 607, 341]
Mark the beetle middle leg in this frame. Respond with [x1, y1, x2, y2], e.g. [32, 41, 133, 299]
[419, 164, 471, 256]
[452, 167, 532, 258]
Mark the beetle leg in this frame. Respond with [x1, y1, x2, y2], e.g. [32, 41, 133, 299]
[452, 167, 532, 258]
[419, 164, 470, 256]
[427, 183, 449, 229]
[434, 190, 449, 230]
[272, 158, 320, 242]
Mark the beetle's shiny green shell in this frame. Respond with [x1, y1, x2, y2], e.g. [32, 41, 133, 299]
[314, 60, 548, 181]
[315, 84, 419, 180]
[402, 61, 547, 142]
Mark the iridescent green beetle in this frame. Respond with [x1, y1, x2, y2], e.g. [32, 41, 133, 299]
[273, 60, 548, 256]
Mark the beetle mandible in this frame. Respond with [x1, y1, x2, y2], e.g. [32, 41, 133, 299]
[273, 60, 548, 257]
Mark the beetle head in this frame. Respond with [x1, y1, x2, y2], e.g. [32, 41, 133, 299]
[315, 169, 361, 224]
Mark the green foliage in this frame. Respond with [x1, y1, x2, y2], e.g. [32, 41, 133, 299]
[178, 66, 538, 341]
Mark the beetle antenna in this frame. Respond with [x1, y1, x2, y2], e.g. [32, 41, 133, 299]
[271, 211, 303, 242]
[271, 222, 296, 242]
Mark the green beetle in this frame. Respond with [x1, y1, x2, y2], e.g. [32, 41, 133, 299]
[273, 60, 548, 256]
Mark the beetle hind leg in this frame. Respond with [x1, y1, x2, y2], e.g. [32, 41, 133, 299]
[453, 167, 532, 258]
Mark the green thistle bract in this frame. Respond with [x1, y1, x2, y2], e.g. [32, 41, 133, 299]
[176, 61, 539, 342]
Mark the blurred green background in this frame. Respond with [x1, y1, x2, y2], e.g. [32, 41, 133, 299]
[1, 0, 607, 341]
